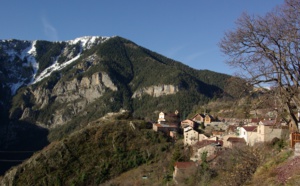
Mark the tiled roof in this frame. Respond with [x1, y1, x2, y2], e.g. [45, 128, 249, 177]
[251, 118, 261, 123]
[155, 123, 178, 128]
[242, 126, 257, 132]
[227, 137, 246, 143]
[193, 140, 223, 148]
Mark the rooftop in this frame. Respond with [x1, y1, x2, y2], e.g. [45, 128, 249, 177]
[242, 126, 257, 132]
[227, 137, 246, 143]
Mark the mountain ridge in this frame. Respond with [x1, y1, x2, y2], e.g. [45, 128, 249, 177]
[0, 36, 231, 175]
[1, 36, 231, 130]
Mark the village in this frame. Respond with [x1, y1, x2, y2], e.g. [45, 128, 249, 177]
[152, 110, 294, 183]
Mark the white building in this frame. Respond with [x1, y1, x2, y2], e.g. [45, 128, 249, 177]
[184, 126, 200, 146]
[239, 126, 259, 146]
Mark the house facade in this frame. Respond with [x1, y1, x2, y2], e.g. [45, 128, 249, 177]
[158, 112, 166, 124]
[192, 113, 205, 123]
[181, 119, 197, 129]
[257, 120, 289, 142]
[239, 126, 259, 146]
[225, 137, 246, 148]
[204, 115, 214, 125]
[153, 111, 180, 136]
[190, 140, 222, 162]
[184, 126, 199, 146]
[153, 123, 178, 134]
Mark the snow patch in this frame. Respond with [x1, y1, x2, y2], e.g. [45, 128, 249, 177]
[32, 54, 81, 84]
[32, 36, 111, 84]
[21, 41, 38, 82]
[68, 36, 110, 50]
[5, 40, 39, 95]
[2, 36, 112, 93]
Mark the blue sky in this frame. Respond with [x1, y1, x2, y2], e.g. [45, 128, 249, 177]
[0, 0, 284, 75]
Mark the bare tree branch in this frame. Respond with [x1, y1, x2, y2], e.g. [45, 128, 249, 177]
[219, 0, 300, 131]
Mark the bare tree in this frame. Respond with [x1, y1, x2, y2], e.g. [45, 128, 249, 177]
[220, 0, 300, 131]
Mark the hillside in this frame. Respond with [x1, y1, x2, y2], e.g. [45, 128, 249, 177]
[0, 35, 231, 175]
[0, 112, 174, 185]
[0, 36, 230, 139]
[2, 112, 299, 185]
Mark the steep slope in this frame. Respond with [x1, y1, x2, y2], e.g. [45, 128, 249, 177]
[0, 114, 172, 185]
[0, 36, 230, 140]
[0, 35, 231, 176]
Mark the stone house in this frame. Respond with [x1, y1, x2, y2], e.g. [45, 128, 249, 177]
[225, 137, 246, 148]
[204, 114, 215, 125]
[239, 126, 259, 146]
[192, 113, 205, 124]
[190, 140, 222, 162]
[153, 111, 180, 136]
[257, 120, 289, 142]
[181, 119, 197, 129]
[153, 123, 178, 134]
[157, 112, 166, 124]
[184, 126, 200, 146]
[157, 110, 180, 124]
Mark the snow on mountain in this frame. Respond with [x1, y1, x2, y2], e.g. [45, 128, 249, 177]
[32, 54, 81, 84]
[32, 36, 111, 84]
[1, 36, 112, 94]
[2, 40, 37, 94]
[68, 36, 111, 50]
[22, 40, 38, 83]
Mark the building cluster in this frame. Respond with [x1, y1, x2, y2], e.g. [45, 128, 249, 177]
[151, 110, 290, 183]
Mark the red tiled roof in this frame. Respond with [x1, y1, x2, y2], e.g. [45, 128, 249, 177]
[155, 123, 178, 128]
[242, 126, 257, 132]
[193, 140, 223, 148]
[251, 118, 261, 123]
[227, 137, 246, 143]
[174, 162, 196, 169]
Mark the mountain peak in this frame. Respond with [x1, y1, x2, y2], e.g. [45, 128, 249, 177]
[67, 36, 111, 50]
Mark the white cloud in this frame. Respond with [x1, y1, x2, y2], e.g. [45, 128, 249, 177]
[41, 17, 58, 41]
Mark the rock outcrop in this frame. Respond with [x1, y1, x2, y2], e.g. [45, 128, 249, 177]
[132, 84, 179, 98]
[15, 72, 118, 128]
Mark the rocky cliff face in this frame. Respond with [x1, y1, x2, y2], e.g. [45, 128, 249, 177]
[132, 84, 179, 98]
[0, 36, 231, 178]
[17, 71, 118, 127]
[1, 36, 229, 130]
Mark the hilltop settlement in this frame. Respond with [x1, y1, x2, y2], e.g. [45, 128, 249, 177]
[152, 110, 294, 184]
